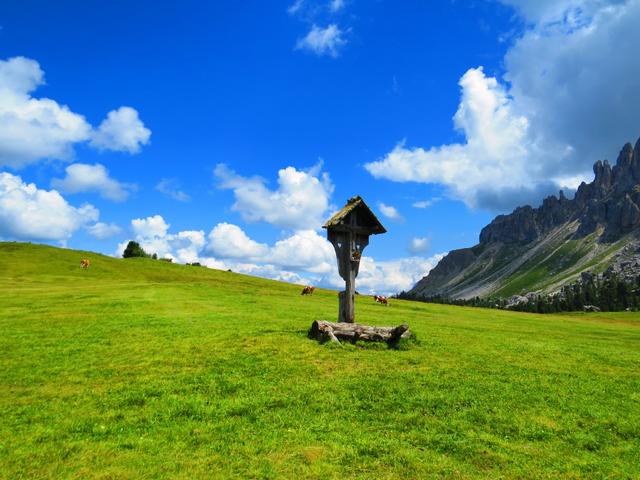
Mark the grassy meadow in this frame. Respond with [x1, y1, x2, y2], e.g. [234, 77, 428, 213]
[1, 242, 639, 479]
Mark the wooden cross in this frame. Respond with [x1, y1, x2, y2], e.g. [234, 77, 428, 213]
[323, 196, 386, 323]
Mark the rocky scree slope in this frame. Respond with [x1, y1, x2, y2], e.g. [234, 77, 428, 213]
[409, 138, 640, 300]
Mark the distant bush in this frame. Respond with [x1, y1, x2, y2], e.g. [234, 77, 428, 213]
[122, 241, 148, 259]
[152, 253, 158, 260]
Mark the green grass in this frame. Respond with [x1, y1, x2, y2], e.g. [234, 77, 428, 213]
[1, 242, 640, 479]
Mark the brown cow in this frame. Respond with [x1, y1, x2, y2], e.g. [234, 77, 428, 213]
[80, 259, 90, 269]
[301, 285, 315, 295]
[373, 295, 388, 306]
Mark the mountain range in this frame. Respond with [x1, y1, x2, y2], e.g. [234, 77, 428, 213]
[409, 138, 640, 300]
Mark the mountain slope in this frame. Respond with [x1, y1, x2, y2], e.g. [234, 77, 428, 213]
[410, 138, 640, 300]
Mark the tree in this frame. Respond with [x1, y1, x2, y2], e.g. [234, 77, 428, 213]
[122, 241, 148, 258]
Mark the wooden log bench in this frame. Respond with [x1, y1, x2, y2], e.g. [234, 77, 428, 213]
[309, 320, 410, 347]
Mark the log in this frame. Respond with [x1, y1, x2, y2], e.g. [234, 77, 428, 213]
[309, 320, 410, 346]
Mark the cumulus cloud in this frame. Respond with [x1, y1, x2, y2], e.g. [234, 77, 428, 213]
[132, 214, 170, 239]
[0, 172, 98, 242]
[86, 222, 122, 240]
[51, 163, 134, 201]
[296, 24, 346, 57]
[365, 67, 538, 210]
[214, 163, 333, 230]
[408, 237, 430, 255]
[90, 106, 151, 154]
[366, 1, 640, 212]
[268, 229, 335, 273]
[119, 214, 206, 263]
[116, 214, 438, 294]
[378, 202, 403, 221]
[0, 57, 151, 169]
[203, 224, 442, 294]
[207, 223, 269, 260]
[356, 254, 446, 296]
[155, 178, 190, 202]
[0, 57, 91, 169]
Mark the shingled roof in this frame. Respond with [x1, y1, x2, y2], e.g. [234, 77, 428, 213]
[322, 196, 387, 234]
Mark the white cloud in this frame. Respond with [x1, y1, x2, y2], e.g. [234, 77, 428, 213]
[214, 163, 333, 230]
[296, 24, 346, 57]
[378, 202, 403, 221]
[268, 229, 335, 273]
[412, 198, 440, 209]
[408, 237, 430, 254]
[365, 67, 535, 210]
[90, 106, 151, 154]
[356, 254, 446, 296]
[0, 57, 151, 169]
[155, 178, 190, 202]
[203, 224, 442, 295]
[498, 0, 604, 24]
[132, 214, 170, 239]
[172, 230, 206, 263]
[120, 214, 206, 263]
[329, 0, 345, 12]
[117, 213, 442, 294]
[206, 223, 269, 260]
[366, 1, 640, 212]
[51, 163, 134, 202]
[0, 57, 91, 169]
[0, 172, 98, 241]
[86, 222, 122, 240]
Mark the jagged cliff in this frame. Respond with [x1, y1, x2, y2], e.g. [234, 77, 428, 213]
[409, 138, 640, 300]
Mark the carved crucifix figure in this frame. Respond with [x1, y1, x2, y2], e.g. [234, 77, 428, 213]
[323, 196, 386, 323]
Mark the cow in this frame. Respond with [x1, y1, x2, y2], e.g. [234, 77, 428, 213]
[301, 285, 315, 295]
[373, 295, 388, 306]
[80, 259, 90, 269]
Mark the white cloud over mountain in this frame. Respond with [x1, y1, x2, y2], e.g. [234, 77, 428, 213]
[0, 56, 150, 169]
[366, 0, 640, 212]
[0, 172, 98, 242]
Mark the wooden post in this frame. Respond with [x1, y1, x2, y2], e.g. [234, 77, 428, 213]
[323, 196, 386, 324]
[339, 243, 356, 322]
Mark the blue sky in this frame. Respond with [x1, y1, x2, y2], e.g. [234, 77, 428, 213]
[1, 0, 639, 293]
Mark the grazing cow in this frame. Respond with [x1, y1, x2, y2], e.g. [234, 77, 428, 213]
[80, 259, 90, 269]
[301, 285, 315, 295]
[373, 295, 388, 306]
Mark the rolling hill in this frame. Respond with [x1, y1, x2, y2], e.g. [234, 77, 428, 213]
[0, 242, 639, 478]
[410, 138, 640, 300]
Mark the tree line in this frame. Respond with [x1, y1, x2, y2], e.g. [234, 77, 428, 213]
[396, 274, 640, 313]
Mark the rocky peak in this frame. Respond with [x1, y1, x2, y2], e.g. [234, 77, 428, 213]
[481, 136, 640, 245]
